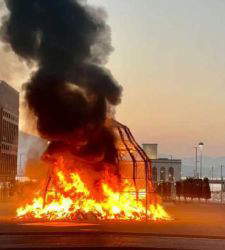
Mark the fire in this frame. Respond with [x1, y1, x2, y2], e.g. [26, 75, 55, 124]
[16, 157, 170, 222]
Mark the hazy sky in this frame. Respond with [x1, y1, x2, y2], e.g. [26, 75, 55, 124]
[1, 0, 225, 157]
[88, 0, 225, 157]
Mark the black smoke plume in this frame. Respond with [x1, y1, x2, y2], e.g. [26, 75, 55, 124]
[1, 0, 122, 164]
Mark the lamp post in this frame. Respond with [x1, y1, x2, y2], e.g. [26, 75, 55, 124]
[198, 142, 204, 179]
[169, 155, 176, 200]
[220, 165, 224, 204]
[194, 142, 204, 179]
[169, 155, 173, 182]
[194, 146, 198, 178]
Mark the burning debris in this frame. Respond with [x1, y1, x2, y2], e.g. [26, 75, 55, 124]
[1, 0, 170, 221]
[16, 122, 170, 221]
[17, 157, 169, 221]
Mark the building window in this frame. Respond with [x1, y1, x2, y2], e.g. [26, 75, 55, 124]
[160, 167, 166, 182]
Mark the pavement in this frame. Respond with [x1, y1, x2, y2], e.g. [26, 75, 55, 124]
[0, 202, 225, 249]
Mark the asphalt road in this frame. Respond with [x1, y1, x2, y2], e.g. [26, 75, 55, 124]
[1, 231, 225, 249]
[0, 202, 225, 249]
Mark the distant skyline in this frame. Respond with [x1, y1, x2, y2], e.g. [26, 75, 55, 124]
[1, 0, 225, 157]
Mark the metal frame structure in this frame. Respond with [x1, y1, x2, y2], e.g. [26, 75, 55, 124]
[42, 120, 154, 220]
[114, 121, 153, 219]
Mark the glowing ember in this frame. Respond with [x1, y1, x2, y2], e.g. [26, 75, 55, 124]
[16, 157, 170, 222]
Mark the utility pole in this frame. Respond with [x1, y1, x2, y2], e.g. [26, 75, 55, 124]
[194, 143, 204, 178]
[221, 165, 224, 204]
[169, 155, 175, 201]
[211, 166, 214, 192]
[221, 165, 223, 181]
[198, 142, 204, 179]
[169, 155, 173, 181]
[194, 146, 198, 178]
[200, 149, 203, 178]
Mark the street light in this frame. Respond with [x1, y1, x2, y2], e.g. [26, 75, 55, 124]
[194, 146, 198, 178]
[169, 155, 173, 182]
[198, 142, 204, 179]
[194, 142, 204, 179]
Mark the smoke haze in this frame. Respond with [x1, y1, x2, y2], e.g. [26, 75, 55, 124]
[1, 0, 122, 163]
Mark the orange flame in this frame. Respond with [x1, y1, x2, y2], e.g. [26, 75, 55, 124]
[16, 157, 170, 222]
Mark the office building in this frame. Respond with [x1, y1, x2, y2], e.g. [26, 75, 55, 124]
[0, 80, 19, 185]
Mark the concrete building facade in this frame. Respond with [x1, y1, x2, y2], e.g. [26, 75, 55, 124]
[143, 144, 181, 182]
[0, 81, 19, 186]
[142, 144, 157, 160]
[151, 158, 181, 183]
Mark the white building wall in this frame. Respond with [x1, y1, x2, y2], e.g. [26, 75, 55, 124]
[17, 131, 48, 176]
[142, 144, 157, 159]
[151, 158, 181, 182]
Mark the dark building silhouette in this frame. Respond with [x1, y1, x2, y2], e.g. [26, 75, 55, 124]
[0, 81, 19, 190]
